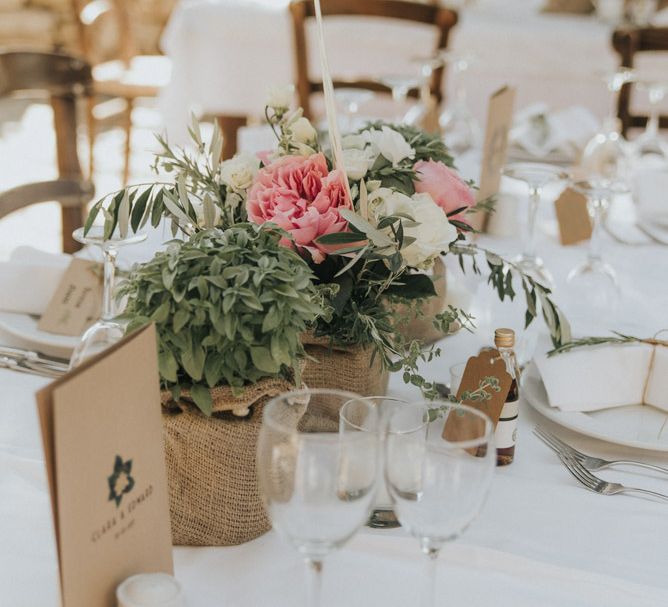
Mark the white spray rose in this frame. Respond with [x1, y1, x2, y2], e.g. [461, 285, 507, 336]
[342, 147, 375, 180]
[266, 85, 294, 110]
[219, 153, 260, 191]
[341, 134, 367, 150]
[372, 190, 457, 268]
[290, 117, 318, 144]
[364, 126, 415, 166]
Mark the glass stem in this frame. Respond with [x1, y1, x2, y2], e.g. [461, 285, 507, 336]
[645, 105, 660, 140]
[421, 547, 440, 607]
[305, 558, 323, 607]
[523, 185, 541, 261]
[101, 245, 118, 322]
[587, 197, 606, 264]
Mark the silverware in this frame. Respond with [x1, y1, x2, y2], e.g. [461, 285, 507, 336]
[0, 346, 69, 374]
[559, 453, 668, 502]
[534, 426, 668, 476]
[0, 355, 64, 378]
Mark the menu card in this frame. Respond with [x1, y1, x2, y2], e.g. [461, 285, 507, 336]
[36, 324, 173, 607]
[555, 187, 592, 245]
[473, 85, 516, 232]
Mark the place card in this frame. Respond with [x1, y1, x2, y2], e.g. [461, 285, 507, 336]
[555, 187, 592, 245]
[36, 324, 173, 607]
[474, 85, 516, 232]
[37, 258, 102, 336]
[443, 348, 512, 442]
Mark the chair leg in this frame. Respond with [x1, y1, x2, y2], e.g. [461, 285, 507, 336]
[122, 98, 134, 184]
[86, 95, 96, 180]
[216, 114, 247, 160]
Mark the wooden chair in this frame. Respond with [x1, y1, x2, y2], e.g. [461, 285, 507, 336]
[0, 51, 95, 253]
[612, 26, 668, 137]
[289, 0, 458, 120]
[71, 0, 171, 183]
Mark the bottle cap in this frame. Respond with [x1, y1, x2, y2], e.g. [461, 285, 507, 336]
[494, 328, 515, 348]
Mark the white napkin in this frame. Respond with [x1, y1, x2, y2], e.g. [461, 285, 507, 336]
[632, 168, 668, 224]
[0, 247, 70, 316]
[509, 104, 599, 160]
[533, 337, 668, 412]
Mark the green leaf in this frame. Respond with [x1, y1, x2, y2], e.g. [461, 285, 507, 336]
[190, 383, 212, 416]
[316, 232, 368, 245]
[385, 273, 437, 299]
[250, 346, 280, 374]
[158, 349, 179, 382]
[130, 187, 152, 233]
[339, 208, 395, 249]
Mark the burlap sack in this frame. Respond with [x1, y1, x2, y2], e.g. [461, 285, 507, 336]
[393, 257, 448, 345]
[301, 333, 389, 397]
[160, 376, 295, 546]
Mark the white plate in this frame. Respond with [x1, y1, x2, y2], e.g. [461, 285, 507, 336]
[0, 311, 78, 360]
[523, 364, 668, 452]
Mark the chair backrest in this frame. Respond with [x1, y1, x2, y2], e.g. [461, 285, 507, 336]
[612, 26, 668, 136]
[289, 0, 458, 119]
[71, 0, 137, 67]
[0, 51, 94, 253]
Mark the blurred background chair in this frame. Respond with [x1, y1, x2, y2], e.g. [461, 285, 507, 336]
[0, 50, 95, 253]
[289, 0, 458, 121]
[613, 26, 668, 137]
[71, 0, 171, 183]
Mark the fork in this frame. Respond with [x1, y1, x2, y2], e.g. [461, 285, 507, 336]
[534, 426, 668, 476]
[559, 453, 668, 501]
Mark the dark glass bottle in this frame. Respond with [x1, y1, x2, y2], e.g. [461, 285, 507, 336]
[494, 328, 520, 466]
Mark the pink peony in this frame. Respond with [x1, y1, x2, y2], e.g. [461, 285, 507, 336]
[414, 160, 475, 224]
[247, 153, 351, 263]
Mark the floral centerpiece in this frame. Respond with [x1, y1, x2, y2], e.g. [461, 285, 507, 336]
[87, 94, 569, 397]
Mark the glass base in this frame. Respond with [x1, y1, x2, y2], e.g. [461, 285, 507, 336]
[367, 508, 401, 529]
[513, 254, 554, 289]
[566, 258, 620, 317]
[69, 320, 125, 369]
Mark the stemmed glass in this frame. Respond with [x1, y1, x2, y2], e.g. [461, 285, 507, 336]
[567, 179, 627, 306]
[68, 226, 147, 369]
[502, 162, 569, 288]
[438, 51, 481, 153]
[632, 80, 668, 167]
[257, 389, 380, 607]
[378, 74, 423, 123]
[334, 88, 374, 133]
[581, 70, 635, 185]
[385, 402, 495, 607]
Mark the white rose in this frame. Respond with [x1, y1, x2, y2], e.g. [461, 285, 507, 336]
[364, 126, 415, 166]
[266, 85, 294, 110]
[373, 191, 456, 268]
[342, 147, 375, 180]
[290, 117, 318, 144]
[219, 153, 259, 191]
[342, 134, 367, 150]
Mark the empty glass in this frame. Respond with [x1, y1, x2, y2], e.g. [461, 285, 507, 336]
[334, 88, 374, 133]
[502, 162, 569, 288]
[378, 74, 423, 123]
[385, 402, 495, 607]
[632, 80, 668, 168]
[257, 389, 380, 607]
[68, 226, 147, 369]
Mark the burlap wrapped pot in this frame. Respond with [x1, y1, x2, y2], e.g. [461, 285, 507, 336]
[160, 375, 295, 546]
[301, 333, 389, 397]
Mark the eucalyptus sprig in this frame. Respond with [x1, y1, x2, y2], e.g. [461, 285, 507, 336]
[547, 332, 668, 356]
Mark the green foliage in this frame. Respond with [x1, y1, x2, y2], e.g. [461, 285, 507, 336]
[547, 332, 667, 356]
[118, 224, 323, 414]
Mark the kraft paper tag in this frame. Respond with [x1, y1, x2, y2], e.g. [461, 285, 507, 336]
[443, 349, 512, 443]
[473, 85, 516, 232]
[555, 187, 592, 245]
[38, 258, 102, 336]
[36, 324, 173, 607]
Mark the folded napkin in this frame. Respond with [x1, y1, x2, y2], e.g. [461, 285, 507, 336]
[509, 103, 599, 160]
[632, 168, 668, 225]
[533, 337, 668, 412]
[0, 247, 70, 316]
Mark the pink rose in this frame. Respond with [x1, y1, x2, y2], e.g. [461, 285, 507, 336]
[414, 160, 475, 224]
[247, 153, 351, 263]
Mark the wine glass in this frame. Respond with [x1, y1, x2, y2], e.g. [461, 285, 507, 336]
[438, 51, 481, 153]
[581, 70, 635, 185]
[378, 74, 423, 123]
[385, 402, 495, 607]
[334, 88, 374, 133]
[632, 80, 668, 168]
[68, 226, 147, 369]
[257, 389, 380, 607]
[502, 162, 569, 288]
[567, 179, 627, 308]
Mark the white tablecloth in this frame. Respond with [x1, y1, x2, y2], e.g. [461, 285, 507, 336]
[160, 0, 620, 143]
[3, 174, 668, 604]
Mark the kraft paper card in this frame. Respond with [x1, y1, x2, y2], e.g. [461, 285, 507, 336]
[38, 258, 102, 336]
[555, 187, 592, 245]
[36, 324, 173, 607]
[474, 86, 516, 232]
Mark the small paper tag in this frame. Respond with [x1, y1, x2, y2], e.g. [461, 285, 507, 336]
[472, 85, 516, 233]
[555, 187, 592, 245]
[38, 258, 102, 336]
[443, 349, 512, 442]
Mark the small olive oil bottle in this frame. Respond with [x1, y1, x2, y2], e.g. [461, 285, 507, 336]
[494, 328, 520, 466]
